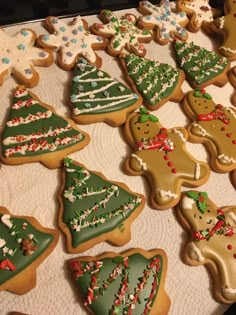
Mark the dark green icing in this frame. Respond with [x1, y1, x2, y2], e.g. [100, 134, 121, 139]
[174, 41, 228, 85]
[1, 87, 86, 158]
[70, 58, 139, 116]
[69, 252, 163, 314]
[0, 213, 54, 285]
[122, 54, 180, 106]
[62, 158, 142, 248]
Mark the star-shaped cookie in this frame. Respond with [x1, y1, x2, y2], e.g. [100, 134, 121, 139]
[0, 28, 53, 87]
[137, 0, 188, 45]
[90, 10, 153, 57]
[37, 16, 107, 70]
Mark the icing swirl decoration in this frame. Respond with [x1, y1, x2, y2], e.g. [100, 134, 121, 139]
[69, 248, 170, 315]
[174, 40, 230, 88]
[120, 53, 185, 111]
[137, 0, 188, 45]
[0, 86, 90, 169]
[58, 158, 145, 253]
[0, 28, 53, 87]
[69, 58, 142, 125]
[37, 16, 106, 69]
[91, 10, 152, 56]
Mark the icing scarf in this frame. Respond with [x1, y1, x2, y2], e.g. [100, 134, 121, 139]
[197, 104, 230, 124]
[192, 210, 235, 241]
[137, 128, 174, 151]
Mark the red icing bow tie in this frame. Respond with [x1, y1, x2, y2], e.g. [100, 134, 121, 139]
[197, 104, 230, 124]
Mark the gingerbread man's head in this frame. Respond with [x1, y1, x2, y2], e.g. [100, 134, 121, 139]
[179, 191, 218, 232]
[226, 0, 236, 12]
[127, 107, 161, 144]
[184, 89, 216, 118]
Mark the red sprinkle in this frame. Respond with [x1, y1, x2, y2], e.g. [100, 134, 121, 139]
[168, 162, 173, 167]
[226, 133, 232, 137]
[164, 155, 169, 160]
[227, 245, 233, 250]
[172, 168, 177, 173]
[233, 254, 236, 259]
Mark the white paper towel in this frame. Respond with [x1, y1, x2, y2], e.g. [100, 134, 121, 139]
[0, 8, 235, 315]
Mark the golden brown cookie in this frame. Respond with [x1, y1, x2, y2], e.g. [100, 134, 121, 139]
[69, 58, 143, 126]
[58, 157, 145, 253]
[123, 107, 210, 210]
[137, 0, 188, 45]
[120, 53, 185, 111]
[176, 0, 220, 33]
[68, 248, 171, 315]
[90, 10, 153, 57]
[202, 0, 236, 60]
[0, 28, 53, 87]
[183, 88, 236, 173]
[176, 190, 236, 303]
[228, 65, 236, 106]
[173, 40, 230, 88]
[0, 206, 59, 295]
[37, 16, 107, 70]
[0, 86, 90, 169]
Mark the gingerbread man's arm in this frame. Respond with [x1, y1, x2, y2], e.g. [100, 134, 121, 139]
[224, 207, 236, 227]
[169, 127, 189, 144]
[125, 152, 146, 176]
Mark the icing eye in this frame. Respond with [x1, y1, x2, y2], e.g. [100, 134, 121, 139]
[199, 216, 202, 219]
[137, 127, 141, 130]
[146, 124, 149, 126]
[207, 210, 210, 213]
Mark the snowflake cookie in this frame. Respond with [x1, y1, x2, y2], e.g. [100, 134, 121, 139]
[0, 28, 53, 87]
[137, 0, 188, 45]
[37, 16, 107, 70]
[90, 10, 153, 57]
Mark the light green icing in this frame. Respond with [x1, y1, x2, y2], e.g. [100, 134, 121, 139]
[70, 58, 138, 116]
[123, 54, 180, 106]
[0, 213, 54, 285]
[70, 252, 163, 314]
[62, 158, 142, 248]
[174, 41, 228, 85]
[1, 88, 86, 158]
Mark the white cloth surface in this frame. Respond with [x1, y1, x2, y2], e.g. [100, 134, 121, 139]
[0, 8, 235, 315]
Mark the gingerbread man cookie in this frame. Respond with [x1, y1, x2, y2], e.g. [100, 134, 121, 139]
[228, 65, 236, 106]
[123, 107, 210, 210]
[177, 190, 236, 303]
[202, 0, 236, 60]
[0, 28, 53, 87]
[90, 10, 153, 57]
[176, 0, 220, 33]
[231, 169, 236, 189]
[69, 248, 171, 315]
[183, 88, 236, 173]
[137, 0, 188, 45]
[37, 16, 107, 70]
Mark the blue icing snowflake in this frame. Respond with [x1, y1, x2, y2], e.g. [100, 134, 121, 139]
[84, 103, 91, 108]
[78, 26, 84, 32]
[43, 34, 49, 41]
[72, 29, 78, 35]
[71, 39, 77, 44]
[17, 44, 26, 50]
[20, 30, 29, 36]
[2, 57, 10, 64]
[24, 68, 32, 75]
[70, 94, 77, 102]
[60, 26, 66, 32]
[91, 81, 97, 87]
[62, 36, 69, 42]
[38, 51, 46, 58]
[81, 44, 87, 49]
[73, 77, 80, 82]
[66, 52, 73, 57]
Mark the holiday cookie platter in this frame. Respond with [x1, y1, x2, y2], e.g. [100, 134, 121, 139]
[0, 4, 235, 315]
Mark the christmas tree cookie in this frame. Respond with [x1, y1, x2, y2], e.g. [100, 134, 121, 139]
[183, 88, 236, 173]
[69, 58, 143, 126]
[137, 0, 188, 45]
[90, 10, 152, 57]
[37, 16, 107, 70]
[58, 158, 145, 253]
[68, 248, 171, 315]
[123, 107, 210, 210]
[173, 40, 230, 88]
[0, 206, 59, 294]
[0, 86, 90, 169]
[177, 190, 236, 303]
[120, 53, 185, 111]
